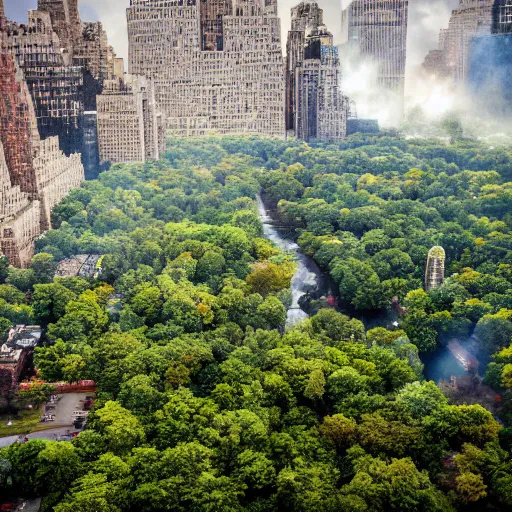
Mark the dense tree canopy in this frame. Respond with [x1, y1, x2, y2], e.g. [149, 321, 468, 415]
[1, 135, 511, 510]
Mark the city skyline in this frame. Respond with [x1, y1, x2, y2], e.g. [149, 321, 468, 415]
[7, 0, 459, 74]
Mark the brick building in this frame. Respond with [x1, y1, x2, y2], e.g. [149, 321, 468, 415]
[0, 0, 84, 267]
[286, 1, 348, 142]
[127, 0, 285, 137]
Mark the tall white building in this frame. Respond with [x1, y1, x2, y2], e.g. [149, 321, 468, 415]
[127, 0, 285, 138]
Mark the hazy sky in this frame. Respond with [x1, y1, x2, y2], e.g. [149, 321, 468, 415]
[7, 0, 459, 71]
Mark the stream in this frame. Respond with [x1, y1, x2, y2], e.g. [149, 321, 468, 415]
[257, 195, 472, 383]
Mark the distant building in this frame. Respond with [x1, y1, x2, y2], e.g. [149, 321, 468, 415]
[96, 75, 165, 164]
[422, 0, 493, 84]
[340, 0, 409, 112]
[0, 325, 42, 403]
[346, 118, 379, 136]
[55, 254, 103, 278]
[286, 1, 348, 142]
[37, 0, 82, 55]
[425, 246, 446, 292]
[492, 0, 512, 33]
[73, 22, 116, 86]
[422, 49, 451, 79]
[127, 0, 285, 137]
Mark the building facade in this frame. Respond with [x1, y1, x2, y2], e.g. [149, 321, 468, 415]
[492, 0, 512, 33]
[467, 1, 512, 115]
[6, 11, 84, 157]
[341, 0, 409, 93]
[423, 0, 494, 83]
[37, 0, 82, 55]
[96, 75, 164, 164]
[286, 1, 347, 142]
[0, 0, 84, 267]
[127, 0, 285, 137]
[5, 1, 119, 179]
[73, 21, 116, 87]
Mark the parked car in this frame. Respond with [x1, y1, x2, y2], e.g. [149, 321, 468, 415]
[73, 418, 85, 429]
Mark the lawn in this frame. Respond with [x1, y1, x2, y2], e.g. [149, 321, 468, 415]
[0, 406, 53, 437]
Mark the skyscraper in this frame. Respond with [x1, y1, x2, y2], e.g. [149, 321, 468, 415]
[422, 0, 494, 83]
[467, 1, 512, 115]
[6, 10, 84, 157]
[127, 0, 285, 137]
[340, 0, 409, 93]
[492, 0, 512, 33]
[37, 0, 82, 55]
[0, 0, 84, 266]
[286, 1, 347, 142]
[96, 75, 164, 165]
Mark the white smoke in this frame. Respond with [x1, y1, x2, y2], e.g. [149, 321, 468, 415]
[340, 45, 405, 127]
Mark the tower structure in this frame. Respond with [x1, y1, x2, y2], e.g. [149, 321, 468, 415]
[425, 246, 446, 292]
[127, 0, 285, 137]
[96, 75, 164, 165]
[73, 22, 115, 87]
[286, 1, 347, 142]
[422, 0, 493, 83]
[6, 1, 119, 178]
[6, 11, 84, 157]
[37, 0, 82, 55]
[0, 0, 83, 267]
[341, 0, 409, 94]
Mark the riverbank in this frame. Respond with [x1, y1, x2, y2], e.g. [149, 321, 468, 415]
[257, 194, 476, 384]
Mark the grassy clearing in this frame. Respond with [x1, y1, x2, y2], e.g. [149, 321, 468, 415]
[0, 406, 52, 437]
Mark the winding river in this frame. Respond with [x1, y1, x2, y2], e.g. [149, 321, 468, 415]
[257, 195, 472, 382]
[257, 196, 327, 328]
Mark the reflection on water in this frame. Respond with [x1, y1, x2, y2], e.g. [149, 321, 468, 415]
[422, 346, 467, 383]
[257, 196, 325, 328]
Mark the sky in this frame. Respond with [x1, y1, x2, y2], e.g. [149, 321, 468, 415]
[7, 0, 460, 69]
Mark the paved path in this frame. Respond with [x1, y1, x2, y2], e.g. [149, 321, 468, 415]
[51, 392, 88, 426]
[0, 435, 18, 448]
[0, 428, 78, 448]
[0, 393, 89, 449]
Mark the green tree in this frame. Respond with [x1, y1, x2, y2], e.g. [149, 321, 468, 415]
[89, 401, 145, 455]
[30, 253, 58, 284]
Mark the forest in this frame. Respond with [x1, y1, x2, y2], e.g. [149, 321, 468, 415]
[0, 134, 511, 511]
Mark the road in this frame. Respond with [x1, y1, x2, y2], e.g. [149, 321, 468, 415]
[0, 428, 77, 448]
[0, 393, 90, 449]
[51, 392, 89, 426]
